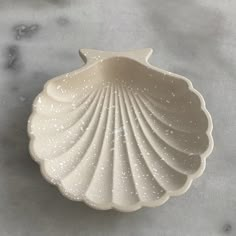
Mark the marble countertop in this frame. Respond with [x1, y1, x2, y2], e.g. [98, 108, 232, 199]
[0, 0, 235, 235]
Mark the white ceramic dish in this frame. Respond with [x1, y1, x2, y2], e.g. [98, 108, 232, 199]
[28, 48, 213, 212]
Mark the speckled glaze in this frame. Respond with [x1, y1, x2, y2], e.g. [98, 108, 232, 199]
[28, 48, 213, 212]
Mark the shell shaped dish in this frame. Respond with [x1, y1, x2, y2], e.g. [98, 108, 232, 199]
[28, 48, 213, 212]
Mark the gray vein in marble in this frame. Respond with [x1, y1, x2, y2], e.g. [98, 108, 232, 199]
[223, 224, 232, 234]
[4, 45, 21, 71]
[10, 85, 20, 92]
[56, 16, 70, 26]
[0, 0, 70, 9]
[13, 24, 40, 40]
[45, 0, 69, 7]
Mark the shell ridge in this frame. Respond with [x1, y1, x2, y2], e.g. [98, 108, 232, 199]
[32, 89, 102, 136]
[39, 88, 99, 116]
[46, 88, 99, 115]
[57, 87, 109, 183]
[60, 86, 112, 198]
[134, 94, 203, 174]
[44, 86, 94, 104]
[84, 85, 115, 202]
[119, 85, 167, 200]
[143, 92, 200, 116]
[141, 92, 205, 133]
[116, 84, 142, 202]
[135, 93, 198, 155]
[123, 87, 188, 192]
[130, 90, 202, 175]
[48, 89, 102, 135]
[42, 87, 113, 183]
[40, 88, 107, 163]
[111, 84, 140, 206]
[45, 88, 109, 182]
[127, 88, 192, 177]
[31, 89, 106, 160]
[139, 93, 200, 134]
[142, 92, 180, 113]
[132, 91, 203, 167]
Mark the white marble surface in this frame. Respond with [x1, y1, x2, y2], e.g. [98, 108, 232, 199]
[0, 0, 235, 235]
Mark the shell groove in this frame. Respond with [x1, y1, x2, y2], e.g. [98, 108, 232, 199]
[28, 49, 213, 211]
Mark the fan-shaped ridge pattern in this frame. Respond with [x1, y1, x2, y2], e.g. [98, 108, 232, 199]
[28, 52, 213, 212]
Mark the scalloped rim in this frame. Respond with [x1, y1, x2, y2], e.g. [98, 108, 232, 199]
[27, 49, 214, 212]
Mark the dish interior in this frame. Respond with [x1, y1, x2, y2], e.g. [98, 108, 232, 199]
[30, 56, 210, 208]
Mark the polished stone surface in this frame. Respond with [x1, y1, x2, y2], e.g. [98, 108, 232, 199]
[0, 0, 235, 235]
